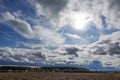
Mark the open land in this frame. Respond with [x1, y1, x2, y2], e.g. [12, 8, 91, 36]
[0, 72, 120, 80]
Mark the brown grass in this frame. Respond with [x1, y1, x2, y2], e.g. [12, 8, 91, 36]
[0, 72, 120, 80]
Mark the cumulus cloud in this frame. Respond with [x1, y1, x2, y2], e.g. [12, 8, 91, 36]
[0, 36, 120, 68]
[46, 31, 120, 67]
[76, 31, 120, 67]
[0, 47, 47, 63]
[1, 12, 34, 39]
[88, 31, 120, 55]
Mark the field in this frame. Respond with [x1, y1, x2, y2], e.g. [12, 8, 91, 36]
[0, 72, 120, 80]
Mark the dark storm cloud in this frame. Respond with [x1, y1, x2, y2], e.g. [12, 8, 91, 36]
[107, 0, 120, 9]
[108, 42, 120, 56]
[29, 51, 47, 61]
[97, 39, 111, 44]
[93, 46, 106, 55]
[65, 47, 79, 57]
[92, 42, 120, 56]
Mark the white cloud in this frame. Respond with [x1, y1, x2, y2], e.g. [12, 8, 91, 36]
[0, 47, 48, 63]
[66, 33, 82, 40]
[28, 0, 120, 30]
[27, 0, 69, 27]
[0, 12, 65, 47]
[47, 31, 120, 68]
[1, 12, 15, 20]
[0, 31, 120, 68]
[83, 31, 120, 67]
[1, 12, 34, 39]
[103, 0, 120, 29]
[0, 0, 120, 69]
[33, 26, 65, 47]
[9, 20, 34, 39]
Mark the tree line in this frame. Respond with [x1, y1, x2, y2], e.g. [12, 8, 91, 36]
[0, 66, 119, 73]
[0, 66, 90, 72]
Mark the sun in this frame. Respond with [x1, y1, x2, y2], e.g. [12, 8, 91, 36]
[71, 12, 91, 30]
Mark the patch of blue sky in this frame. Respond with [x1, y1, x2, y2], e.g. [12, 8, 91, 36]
[0, 23, 37, 48]
[101, 15, 119, 35]
[60, 24, 100, 44]
[0, 0, 35, 16]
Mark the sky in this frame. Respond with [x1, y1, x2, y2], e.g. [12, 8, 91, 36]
[0, 0, 120, 71]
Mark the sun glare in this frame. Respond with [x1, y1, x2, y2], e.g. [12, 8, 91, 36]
[71, 12, 91, 30]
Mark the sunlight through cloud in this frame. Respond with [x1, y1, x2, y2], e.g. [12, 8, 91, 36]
[71, 12, 92, 30]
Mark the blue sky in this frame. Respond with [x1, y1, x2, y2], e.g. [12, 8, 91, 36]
[0, 0, 120, 71]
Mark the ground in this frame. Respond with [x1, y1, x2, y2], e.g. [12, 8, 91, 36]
[0, 72, 120, 80]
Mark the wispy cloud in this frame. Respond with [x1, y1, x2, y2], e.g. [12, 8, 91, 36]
[66, 33, 82, 40]
[28, 0, 120, 30]
[33, 26, 65, 47]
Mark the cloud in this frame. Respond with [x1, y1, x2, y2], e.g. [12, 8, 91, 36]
[108, 43, 120, 55]
[51, 31, 120, 67]
[9, 20, 34, 39]
[88, 31, 120, 56]
[28, 0, 69, 27]
[103, 0, 120, 29]
[1, 12, 15, 20]
[0, 12, 65, 47]
[0, 0, 120, 69]
[35, 0, 69, 15]
[66, 33, 82, 40]
[92, 42, 120, 56]
[77, 31, 120, 67]
[65, 47, 79, 57]
[20, 29, 120, 67]
[69, 0, 120, 30]
[1, 12, 34, 39]
[0, 38, 120, 68]
[33, 26, 65, 47]
[88, 0, 120, 29]
[0, 47, 47, 63]
[28, 0, 120, 30]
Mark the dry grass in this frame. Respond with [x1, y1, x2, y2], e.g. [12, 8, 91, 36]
[0, 72, 120, 80]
